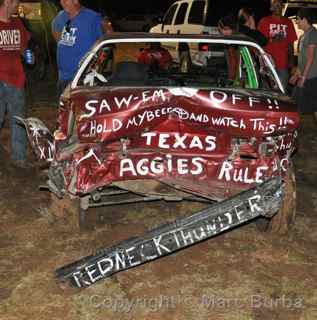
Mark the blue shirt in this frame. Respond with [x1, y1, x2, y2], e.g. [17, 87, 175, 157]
[52, 8, 103, 81]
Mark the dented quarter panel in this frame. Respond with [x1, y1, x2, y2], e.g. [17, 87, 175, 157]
[17, 117, 55, 162]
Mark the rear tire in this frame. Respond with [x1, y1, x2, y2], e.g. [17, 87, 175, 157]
[256, 162, 296, 234]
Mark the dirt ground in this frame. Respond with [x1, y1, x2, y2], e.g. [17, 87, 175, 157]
[0, 75, 317, 320]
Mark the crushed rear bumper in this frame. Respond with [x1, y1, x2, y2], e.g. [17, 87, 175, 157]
[55, 177, 283, 288]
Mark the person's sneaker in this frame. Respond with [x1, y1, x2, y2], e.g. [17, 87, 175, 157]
[12, 160, 34, 169]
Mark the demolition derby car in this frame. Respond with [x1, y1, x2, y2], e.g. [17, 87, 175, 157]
[20, 33, 299, 286]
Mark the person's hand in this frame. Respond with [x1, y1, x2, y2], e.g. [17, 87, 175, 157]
[30, 52, 35, 65]
[297, 76, 306, 88]
[289, 74, 299, 85]
[23, 49, 35, 65]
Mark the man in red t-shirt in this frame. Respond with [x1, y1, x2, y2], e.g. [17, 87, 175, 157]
[258, 0, 297, 90]
[0, 0, 31, 168]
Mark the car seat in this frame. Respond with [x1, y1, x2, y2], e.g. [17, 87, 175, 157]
[109, 61, 148, 86]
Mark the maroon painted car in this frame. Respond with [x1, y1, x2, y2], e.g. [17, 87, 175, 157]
[21, 33, 299, 234]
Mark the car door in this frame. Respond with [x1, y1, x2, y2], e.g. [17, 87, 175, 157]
[161, 2, 179, 34]
[181, 0, 207, 34]
[173, 2, 189, 34]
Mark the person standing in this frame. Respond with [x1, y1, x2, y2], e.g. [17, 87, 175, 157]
[258, 0, 297, 90]
[289, 9, 317, 120]
[0, 0, 31, 168]
[52, 0, 103, 96]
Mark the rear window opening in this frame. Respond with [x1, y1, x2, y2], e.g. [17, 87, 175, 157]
[75, 39, 280, 92]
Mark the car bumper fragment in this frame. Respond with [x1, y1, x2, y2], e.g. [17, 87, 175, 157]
[55, 177, 283, 288]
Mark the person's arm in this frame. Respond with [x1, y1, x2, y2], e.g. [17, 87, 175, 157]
[244, 27, 268, 47]
[289, 67, 300, 85]
[18, 18, 36, 64]
[248, 15, 256, 30]
[17, 18, 31, 52]
[52, 30, 61, 42]
[51, 14, 63, 42]
[257, 18, 269, 39]
[288, 43, 295, 70]
[297, 44, 316, 87]
[287, 19, 297, 70]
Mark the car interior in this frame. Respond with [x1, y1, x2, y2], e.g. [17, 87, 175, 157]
[78, 41, 279, 91]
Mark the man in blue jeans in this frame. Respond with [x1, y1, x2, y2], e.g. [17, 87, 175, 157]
[0, 84, 27, 165]
[0, 0, 31, 169]
[52, 0, 104, 96]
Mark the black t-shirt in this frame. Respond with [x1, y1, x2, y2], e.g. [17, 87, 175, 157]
[238, 25, 268, 47]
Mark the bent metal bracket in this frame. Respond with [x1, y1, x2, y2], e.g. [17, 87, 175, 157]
[55, 177, 283, 288]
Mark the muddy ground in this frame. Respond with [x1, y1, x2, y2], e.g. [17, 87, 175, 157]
[0, 75, 317, 320]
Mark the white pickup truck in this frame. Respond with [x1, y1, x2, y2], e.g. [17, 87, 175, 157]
[150, 0, 233, 35]
[150, 0, 243, 68]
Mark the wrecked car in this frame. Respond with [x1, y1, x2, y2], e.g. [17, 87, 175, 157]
[20, 33, 299, 287]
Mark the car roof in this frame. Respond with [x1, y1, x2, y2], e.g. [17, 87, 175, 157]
[286, 0, 317, 3]
[100, 32, 257, 44]
[284, 0, 317, 6]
